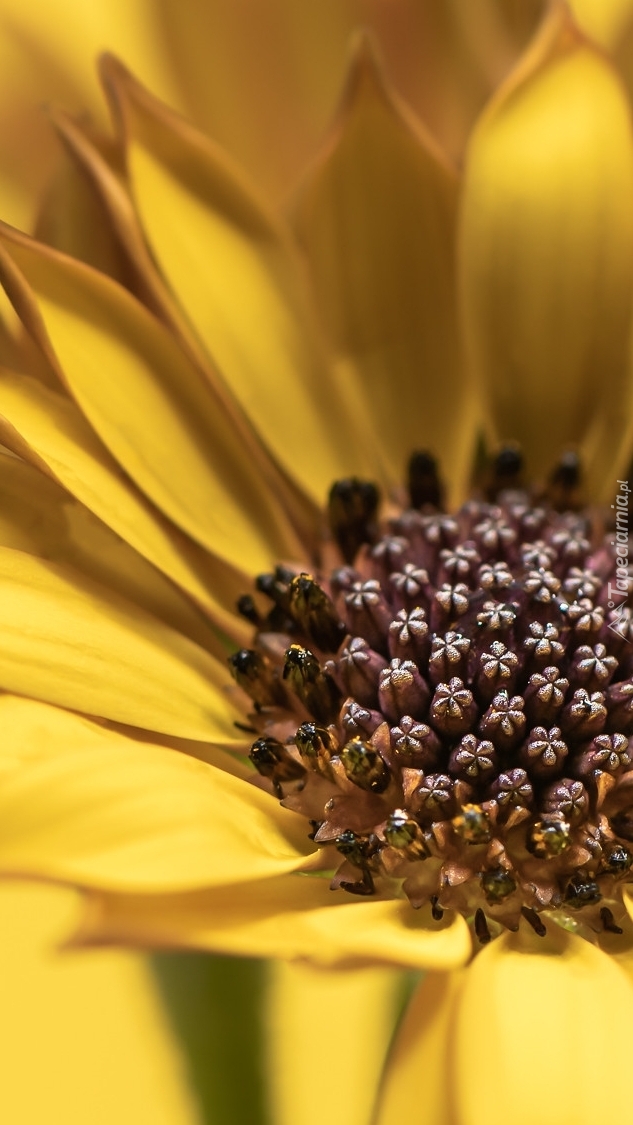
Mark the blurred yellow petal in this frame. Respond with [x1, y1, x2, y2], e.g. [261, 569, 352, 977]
[0, 881, 201, 1125]
[0, 450, 224, 652]
[0, 712, 315, 892]
[80, 879, 471, 972]
[455, 925, 633, 1125]
[0, 545, 241, 742]
[294, 36, 474, 498]
[0, 367, 248, 642]
[460, 5, 633, 483]
[0, 693, 250, 781]
[34, 128, 140, 288]
[379, 924, 633, 1125]
[568, 0, 633, 47]
[266, 961, 403, 1125]
[375, 970, 464, 1125]
[0, 226, 303, 571]
[101, 57, 377, 501]
[0, 0, 181, 229]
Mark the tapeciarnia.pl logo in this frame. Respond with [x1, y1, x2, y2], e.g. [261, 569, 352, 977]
[608, 479, 631, 641]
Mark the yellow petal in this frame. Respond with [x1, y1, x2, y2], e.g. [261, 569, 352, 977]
[0, 713, 315, 892]
[0, 450, 225, 652]
[34, 128, 138, 287]
[101, 57, 376, 500]
[80, 878, 471, 972]
[0, 692, 252, 782]
[568, 0, 633, 47]
[0, 366, 248, 643]
[0, 545, 241, 742]
[0, 225, 303, 572]
[455, 925, 633, 1125]
[0, 881, 200, 1124]
[375, 970, 465, 1125]
[294, 36, 474, 499]
[266, 961, 403, 1125]
[0, 0, 183, 229]
[460, 5, 633, 483]
[46, 107, 325, 551]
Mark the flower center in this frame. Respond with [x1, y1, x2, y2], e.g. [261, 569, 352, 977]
[230, 451, 633, 944]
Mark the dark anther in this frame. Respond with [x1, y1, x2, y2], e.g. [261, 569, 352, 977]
[477, 641, 519, 702]
[388, 607, 430, 664]
[408, 450, 444, 509]
[384, 809, 429, 858]
[248, 737, 306, 798]
[449, 734, 497, 782]
[474, 908, 492, 945]
[609, 809, 633, 841]
[378, 659, 430, 722]
[520, 726, 568, 780]
[236, 594, 260, 626]
[486, 443, 524, 500]
[479, 691, 526, 750]
[390, 716, 441, 770]
[524, 669, 569, 727]
[283, 644, 340, 723]
[563, 872, 602, 909]
[528, 816, 571, 857]
[288, 573, 346, 652]
[409, 773, 455, 821]
[490, 768, 533, 815]
[294, 722, 335, 776]
[560, 689, 607, 739]
[328, 478, 380, 563]
[339, 738, 390, 793]
[228, 648, 278, 706]
[452, 803, 491, 844]
[429, 631, 471, 686]
[335, 830, 377, 895]
[548, 450, 582, 510]
[601, 843, 633, 874]
[522, 622, 565, 673]
[521, 906, 547, 937]
[430, 895, 444, 921]
[481, 867, 517, 904]
[429, 678, 477, 737]
[337, 637, 387, 708]
[542, 778, 589, 824]
[600, 906, 624, 935]
[256, 565, 294, 610]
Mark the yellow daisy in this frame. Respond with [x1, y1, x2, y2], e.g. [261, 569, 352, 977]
[1, 5, 633, 1124]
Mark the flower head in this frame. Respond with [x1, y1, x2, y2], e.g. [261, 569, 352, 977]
[1, 4, 633, 1124]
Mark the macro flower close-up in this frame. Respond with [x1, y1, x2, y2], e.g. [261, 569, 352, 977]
[3, 1, 633, 1123]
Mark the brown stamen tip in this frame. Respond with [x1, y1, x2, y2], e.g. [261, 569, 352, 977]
[475, 907, 492, 944]
[547, 450, 583, 510]
[486, 443, 524, 501]
[408, 450, 444, 510]
[430, 895, 444, 921]
[288, 573, 346, 652]
[283, 644, 340, 722]
[521, 906, 547, 937]
[248, 737, 306, 798]
[452, 803, 491, 844]
[600, 906, 624, 935]
[564, 873, 602, 909]
[328, 478, 380, 563]
[339, 738, 390, 793]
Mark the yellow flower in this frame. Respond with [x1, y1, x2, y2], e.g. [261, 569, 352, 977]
[1, 4, 633, 1124]
[0, 0, 550, 229]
